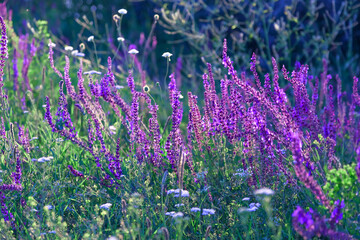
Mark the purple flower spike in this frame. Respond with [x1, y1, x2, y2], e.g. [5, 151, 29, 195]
[68, 165, 84, 177]
[0, 16, 8, 97]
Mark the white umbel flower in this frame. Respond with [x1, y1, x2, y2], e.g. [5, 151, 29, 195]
[84, 70, 102, 75]
[65, 46, 73, 51]
[100, 203, 112, 210]
[128, 49, 139, 55]
[162, 52, 172, 58]
[118, 9, 127, 15]
[254, 188, 275, 196]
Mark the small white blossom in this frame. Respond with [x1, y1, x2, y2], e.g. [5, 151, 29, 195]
[254, 188, 275, 196]
[45, 205, 54, 210]
[202, 209, 215, 215]
[37, 156, 53, 162]
[165, 211, 175, 216]
[175, 203, 184, 207]
[165, 211, 183, 218]
[172, 212, 184, 218]
[100, 203, 112, 210]
[109, 125, 116, 135]
[117, 37, 125, 42]
[48, 42, 56, 48]
[65, 46, 73, 51]
[74, 52, 85, 57]
[84, 70, 102, 75]
[248, 206, 258, 212]
[56, 138, 64, 142]
[190, 207, 201, 212]
[23, 111, 29, 114]
[87, 36, 94, 42]
[128, 49, 139, 55]
[118, 9, 127, 15]
[162, 52, 172, 58]
[42, 104, 47, 108]
[115, 85, 124, 89]
[242, 197, 250, 201]
[107, 237, 119, 240]
[71, 50, 79, 56]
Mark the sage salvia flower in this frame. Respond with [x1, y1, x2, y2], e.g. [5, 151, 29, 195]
[292, 206, 353, 239]
[48, 39, 63, 79]
[68, 165, 84, 177]
[0, 16, 8, 97]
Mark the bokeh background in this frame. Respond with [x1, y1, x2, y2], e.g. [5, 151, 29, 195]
[5, 0, 360, 89]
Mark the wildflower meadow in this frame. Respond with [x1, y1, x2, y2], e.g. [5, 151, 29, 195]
[0, 0, 360, 239]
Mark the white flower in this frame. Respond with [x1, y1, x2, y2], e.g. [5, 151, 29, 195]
[165, 211, 184, 218]
[128, 49, 139, 55]
[109, 125, 116, 135]
[118, 9, 127, 15]
[42, 104, 47, 108]
[202, 209, 215, 215]
[248, 206, 258, 212]
[254, 188, 275, 196]
[100, 203, 112, 210]
[162, 52, 172, 58]
[71, 50, 79, 56]
[117, 37, 125, 42]
[107, 237, 119, 240]
[242, 197, 250, 201]
[174, 190, 189, 198]
[31, 209, 38, 212]
[172, 212, 184, 218]
[45, 205, 54, 210]
[74, 52, 85, 57]
[115, 85, 124, 89]
[84, 70, 102, 75]
[190, 207, 201, 212]
[48, 42, 56, 48]
[65, 46, 73, 51]
[87, 36, 94, 42]
[167, 189, 189, 197]
[175, 203, 184, 207]
[23, 111, 29, 114]
[165, 211, 175, 216]
[56, 138, 64, 142]
[37, 156, 53, 162]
